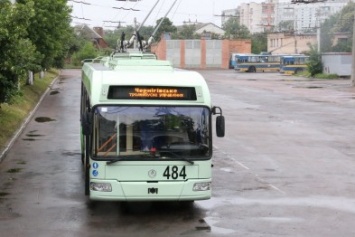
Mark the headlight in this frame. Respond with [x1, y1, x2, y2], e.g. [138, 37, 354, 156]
[193, 182, 211, 191]
[90, 182, 112, 192]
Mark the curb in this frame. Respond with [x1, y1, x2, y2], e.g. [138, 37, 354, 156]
[0, 74, 60, 163]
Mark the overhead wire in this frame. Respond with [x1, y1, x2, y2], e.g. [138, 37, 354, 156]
[153, 0, 165, 24]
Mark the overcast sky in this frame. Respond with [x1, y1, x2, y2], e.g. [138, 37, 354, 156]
[69, 0, 264, 29]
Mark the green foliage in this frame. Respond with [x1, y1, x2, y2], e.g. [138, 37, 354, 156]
[222, 17, 251, 39]
[103, 25, 155, 49]
[277, 20, 294, 32]
[320, 2, 354, 52]
[0, 1, 40, 103]
[16, 0, 73, 69]
[307, 44, 323, 77]
[153, 18, 177, 42]
[314, 73, 338, 79]
[71, 42, 99, 66]
[174, 24, 200, 39]
[0, 0, 74, 103]
[0, 69, 58, 151]
[251, 33, 267, 54]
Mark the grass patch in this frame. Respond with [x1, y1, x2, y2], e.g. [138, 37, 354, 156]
[296, 71, 340, 80]
[313, 73, 339, 79]
[0, 69, 59, 152]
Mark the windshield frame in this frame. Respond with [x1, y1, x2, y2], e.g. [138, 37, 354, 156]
[89, 104, 213, 162]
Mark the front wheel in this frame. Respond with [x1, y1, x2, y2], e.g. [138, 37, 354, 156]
[248, 66, 256, 73]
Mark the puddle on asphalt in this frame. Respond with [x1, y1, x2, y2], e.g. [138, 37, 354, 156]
[35, 117, 56, 123]
[26, 134, 44, 137]
[62, 151, 81, 157]
[307, 86, 323, 89]
[50, 90, 60, 95]
[24, 130, 43, 140]
[22, 138, 36, 141]
[0, 192, 9, 197]
[7, 168, 22, 173]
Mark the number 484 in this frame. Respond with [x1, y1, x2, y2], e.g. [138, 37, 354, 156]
[163, 166, 186, 179]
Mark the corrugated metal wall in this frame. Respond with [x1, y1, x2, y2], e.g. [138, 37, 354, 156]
[166, 40, 180, 67]
[185, 40, 201, 68]
[322, 53, 351, 77]
[206, 40, 222, 68]
[166, 40, 223, 68]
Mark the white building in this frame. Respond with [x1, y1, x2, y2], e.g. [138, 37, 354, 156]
[224, 0, 349, 34]
[221, 8, 238, 27]
[238, 2, 264, 33]
[275, 0, 349, 33]
[195, 23, 225, 36]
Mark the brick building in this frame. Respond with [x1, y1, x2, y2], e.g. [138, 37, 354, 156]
[151, 39, 251, 69]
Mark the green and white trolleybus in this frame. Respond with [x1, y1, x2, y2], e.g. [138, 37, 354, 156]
[80, 53, 225, 202]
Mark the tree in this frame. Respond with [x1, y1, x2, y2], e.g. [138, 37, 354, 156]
[153, 18, 177, 42]
[251, 33, 267, 54]
[174, 24, 200, 39]
[71, 42, 98, 66]
[320, 1, 355, 53]
[277, 20, 294, 32]
[17, 0, 73, 69]
[307, 44, 323, 77]
[222, 17, 250, 39]
[0, 0, 41, 103]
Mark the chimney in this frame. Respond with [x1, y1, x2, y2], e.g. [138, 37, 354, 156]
[93, 27, 104, 37]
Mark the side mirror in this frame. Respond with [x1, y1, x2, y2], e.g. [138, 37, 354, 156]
[216, 116, 225, 137]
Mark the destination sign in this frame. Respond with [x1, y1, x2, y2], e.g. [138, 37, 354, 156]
[108, 86, 197, 100]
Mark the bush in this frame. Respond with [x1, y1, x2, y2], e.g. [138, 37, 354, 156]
[71, 42, 99, 66]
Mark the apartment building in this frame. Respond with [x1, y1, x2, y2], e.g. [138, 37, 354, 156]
[221, 9, 238, 27]
[224, 0, 349, 34]
[275, 0, 350, 33]
[238, 2, 264, 33]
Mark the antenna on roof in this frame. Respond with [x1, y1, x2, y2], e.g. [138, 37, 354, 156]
[127, 0, 160, 48]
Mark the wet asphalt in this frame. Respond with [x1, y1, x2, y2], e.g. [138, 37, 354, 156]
[0, 69, 355, 236]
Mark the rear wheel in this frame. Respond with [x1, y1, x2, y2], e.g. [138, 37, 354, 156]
[295, 68, 302, 74]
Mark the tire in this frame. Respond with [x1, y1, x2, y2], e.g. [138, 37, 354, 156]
[248, 66, 256, 73]
[295, 68, 302, 74]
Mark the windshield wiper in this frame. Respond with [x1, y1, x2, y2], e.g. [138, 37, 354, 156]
[180, 157, 194, 165]
[160, 151, 194, 165]
[106, 158, 124, 165]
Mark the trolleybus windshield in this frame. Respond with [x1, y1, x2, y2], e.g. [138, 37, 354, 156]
[92, 106, 211, 161]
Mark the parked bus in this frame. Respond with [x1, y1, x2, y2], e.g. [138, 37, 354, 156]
[234, 54, 283, 73]
[80, 52, 225, 202]
[229, 53, 248, 69]
[280, 55, 309, 75]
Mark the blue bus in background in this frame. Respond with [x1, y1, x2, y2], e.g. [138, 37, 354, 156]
[280, 55, 309, 75]
[229, 53, 252, 69]
[234, 54, 282, 73]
